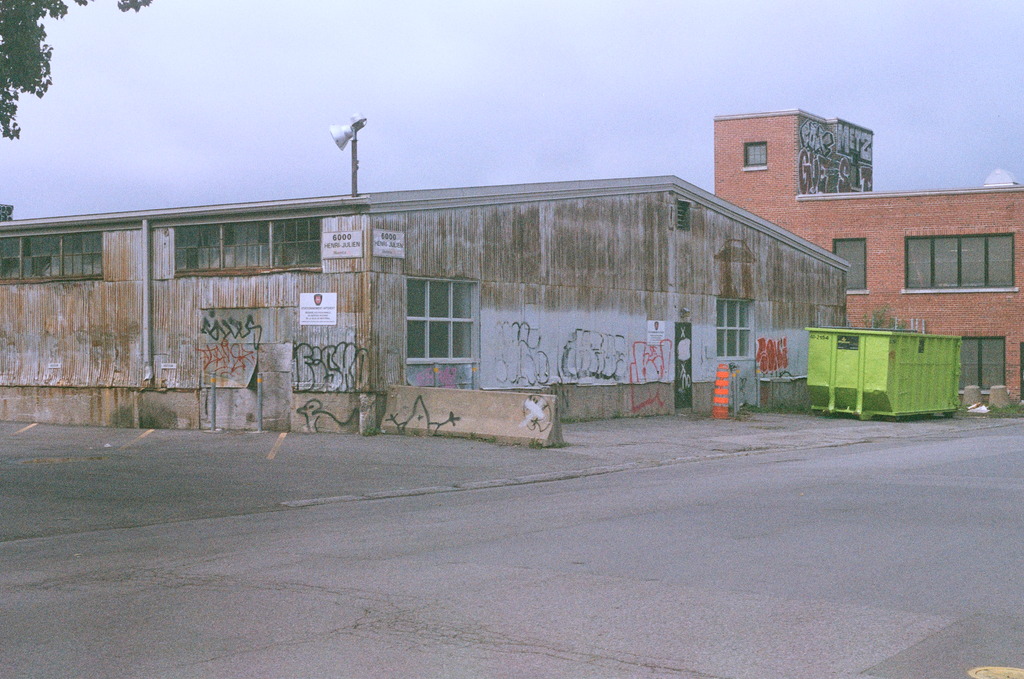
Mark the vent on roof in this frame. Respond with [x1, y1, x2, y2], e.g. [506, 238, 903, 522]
[984, 169, 1018, 187]
[0, 204, 11, 221]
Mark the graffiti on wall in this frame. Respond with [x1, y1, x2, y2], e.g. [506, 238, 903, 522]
[296, 398, 358, 433]
[520, 394, 553, 432]
[756, 336, 789, 375]
[200, 311, 263, 348]
[559, 329, 627, 383]
[293, 341, 366, 392]
[198, 310, 262, 388]
[409, 364, 462, 389]
[798, 118, 873, 195]
[495, 321, 552, 386]
[385, 395, 461, 435]
[629, 383, 669, 415]
[627, 340, 673, 384]
[675, 322, 693, 409]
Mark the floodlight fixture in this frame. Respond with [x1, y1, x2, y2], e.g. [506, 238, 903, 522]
[329, 114, 367, 196]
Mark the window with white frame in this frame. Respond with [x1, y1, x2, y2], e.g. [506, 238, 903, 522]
[406, 279, 477, 387]
[717, 299, 751, 358]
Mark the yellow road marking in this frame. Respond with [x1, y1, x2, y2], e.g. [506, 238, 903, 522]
[119, 429, 155, 450]
[267, 432, 287, 460]
[14, 423, 38, 435]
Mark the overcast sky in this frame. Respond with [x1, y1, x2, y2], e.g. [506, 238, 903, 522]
[3, 0, 1024, 220]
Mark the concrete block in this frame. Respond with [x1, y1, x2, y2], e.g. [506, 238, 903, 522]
[962, 385, 983, 406]
[988, 385, 1011, 408]
[382, 386, 563, 446]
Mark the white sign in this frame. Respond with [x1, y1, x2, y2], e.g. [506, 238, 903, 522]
[299, 292, 338, 326]
[322, 230, 363, 259]
[372, 229, 406, 258]
[647, 320, 668, 344]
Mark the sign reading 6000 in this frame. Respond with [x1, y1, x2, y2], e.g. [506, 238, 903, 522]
[322, 230, 363, 259]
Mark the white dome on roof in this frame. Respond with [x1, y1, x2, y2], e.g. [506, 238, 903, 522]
[984, 168, 1017, 186]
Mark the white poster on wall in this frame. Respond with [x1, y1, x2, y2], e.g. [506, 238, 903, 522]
[322, 230, 363, 259]
[647, 320, 668, 344]
[299, 292, 338, 326]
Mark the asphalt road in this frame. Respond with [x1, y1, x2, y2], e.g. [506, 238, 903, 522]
[2, 414, 1023, 678]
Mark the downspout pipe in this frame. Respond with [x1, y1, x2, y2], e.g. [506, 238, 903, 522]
[142, 218, 153, 385]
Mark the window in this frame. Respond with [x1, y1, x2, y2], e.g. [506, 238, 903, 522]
[744, 142, 767, 167]
[175, 218, 321, 273]
[407, 279, 474, 360]
[834, 238, 866, 290]
[906, 234, 1013, 289]
[0, 232, 102, 280]
[960, 337, 1004, 390]
[676, 200, 691, 230]
[716, 299, 751, 358]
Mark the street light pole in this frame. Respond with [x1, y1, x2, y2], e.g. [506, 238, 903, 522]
[330, 115, 367, 197]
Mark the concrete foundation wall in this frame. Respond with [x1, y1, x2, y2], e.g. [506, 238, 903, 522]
[546, 382, 674, 421]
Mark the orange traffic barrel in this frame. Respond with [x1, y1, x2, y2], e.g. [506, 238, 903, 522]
[712, 363, 730, 419]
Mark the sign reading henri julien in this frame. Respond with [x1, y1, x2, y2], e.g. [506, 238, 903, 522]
[372, 229, 405, 258]
[299, 292, 338, 326]
[322, 230, 362, 259]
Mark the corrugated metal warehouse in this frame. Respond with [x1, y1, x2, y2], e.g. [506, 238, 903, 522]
[0, 176, 846, 438]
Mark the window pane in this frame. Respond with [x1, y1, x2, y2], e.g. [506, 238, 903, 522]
[727, 301, 737, 327]
[428, 321, 449, 358]
[407, 320, 425, 358]
[717, 301, 726, 326]
[429, 281, 450, 318]
[960, 339, 979, 389]
[906, 239, 931, 288]
[223, 222, 269, 268]
[407, 279, 426, 317]
[933, 237, 958, 287]
[744, 142, 767, 166]
[24, 235, 59, 278]
[452, 282, 472, 318]
[834, 239, 866, 289]
[717, 329, 726, 356]
[987, 235, 1013, 286]
[0, 237, 19, 278]
[272, 218, 320, 267]
[737, 329, 750, 357]
[980, 338, 1005, 389]
[960, 238, 986, 286]
[452, 322, 472, 358]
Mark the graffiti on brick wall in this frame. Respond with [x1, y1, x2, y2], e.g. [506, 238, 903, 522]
[756, 336, 789, 375]
[798, 118, 872, 195]
[293, 341, 366, 392]
[495, 321, 552, 386]
[627, 339, 673, 384]
[559, 329, 627, 383]
[296, 398, 358, 433]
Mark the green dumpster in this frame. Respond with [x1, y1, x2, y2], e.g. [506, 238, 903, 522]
[806, 328, 961, 420]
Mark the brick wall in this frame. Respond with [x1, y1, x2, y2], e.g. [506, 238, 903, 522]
[714, 111, 1024, 399]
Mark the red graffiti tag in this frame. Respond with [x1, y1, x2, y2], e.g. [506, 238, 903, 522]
[755, 337, 789, 374]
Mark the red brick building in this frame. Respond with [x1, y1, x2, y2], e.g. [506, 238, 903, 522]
[715, 109, 1024, 400]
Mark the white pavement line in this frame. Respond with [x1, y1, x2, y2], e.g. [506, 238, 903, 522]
[119, 429, 155, 450]
[266, 432, 287, 460]
[13, 423, 38, 435]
